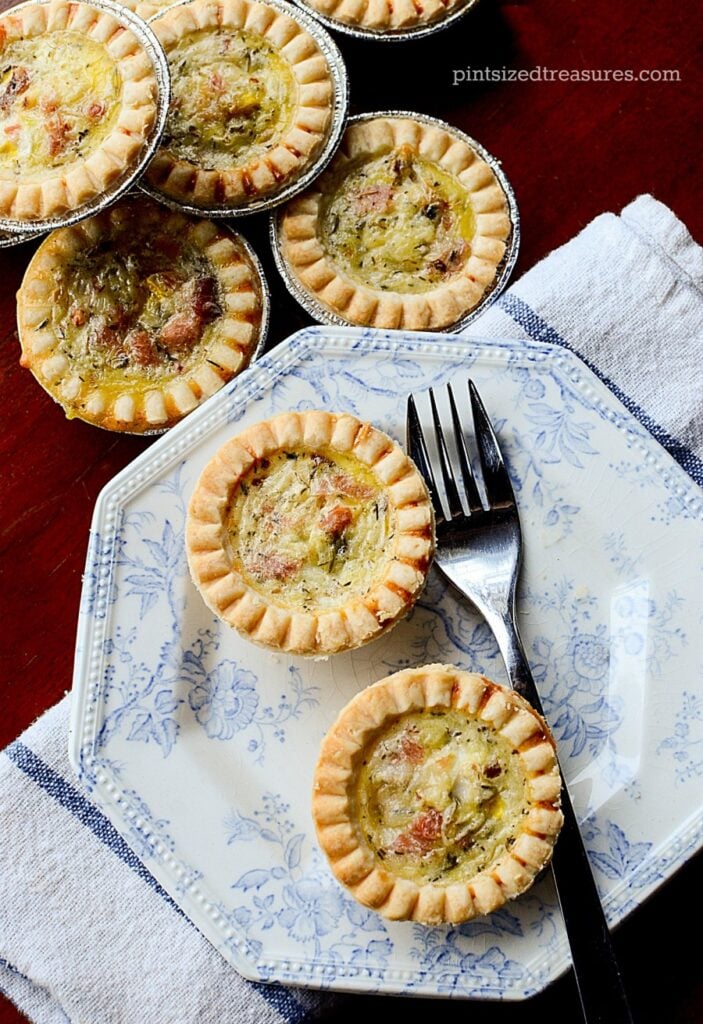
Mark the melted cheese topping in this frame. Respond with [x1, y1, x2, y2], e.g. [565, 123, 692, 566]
[0, 33, 121, 175]
[320, 145, 476, 294]
[356, 710, 529, 884]
[163, 29, 295, 171]
[48, 229, 223, 398]
[225, 451, 392, 610]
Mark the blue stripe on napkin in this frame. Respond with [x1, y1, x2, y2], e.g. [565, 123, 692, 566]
[498, 292, 703, 487]
[0, 959, 28, 980]
[5, 741, 181, 911]
[4, 741, 313, 1024]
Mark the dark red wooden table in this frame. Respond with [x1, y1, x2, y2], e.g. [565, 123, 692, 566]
[2, 0, 702, 1020]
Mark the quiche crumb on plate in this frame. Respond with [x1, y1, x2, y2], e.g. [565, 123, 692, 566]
[186, 410, 435, 656]
[313, 665, 563, 925]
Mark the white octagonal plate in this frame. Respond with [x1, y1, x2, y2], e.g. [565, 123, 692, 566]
[69, 327, 703, 1000]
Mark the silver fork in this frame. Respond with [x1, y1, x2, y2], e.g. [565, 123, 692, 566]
[407, 381, 634, 1024]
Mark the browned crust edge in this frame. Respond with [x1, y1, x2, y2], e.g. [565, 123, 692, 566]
[303, 0, 469, 32]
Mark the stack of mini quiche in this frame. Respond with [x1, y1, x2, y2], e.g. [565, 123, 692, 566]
[8, 0, 515, 433]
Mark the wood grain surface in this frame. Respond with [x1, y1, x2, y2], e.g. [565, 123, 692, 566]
[1, 0, 702, 1021]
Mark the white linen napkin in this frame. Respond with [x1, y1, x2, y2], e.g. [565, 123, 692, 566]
[0, 700, 333, 1024]
[2, 193, 701, 1023]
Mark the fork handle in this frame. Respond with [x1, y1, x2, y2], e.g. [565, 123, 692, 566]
[493, 615, 635, 1024]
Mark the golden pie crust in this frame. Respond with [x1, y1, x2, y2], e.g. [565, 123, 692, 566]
[144, 0, 334, 210]
[17, 196, 266, 432]
[278, 115, 512, 330]
[186, 411, 434, 655]
[313, 665, 563, 925]
[0, 0, 158, 223]
[116, 0, 176, 20]
[302, 0, 472, 32]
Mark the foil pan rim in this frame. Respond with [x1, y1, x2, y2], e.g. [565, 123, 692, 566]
[269, 109, 521, 335]
[0, 226, 44, 248]
[236, 229, 272, 370]
[290, 0, 481, 42]
[138, 0, 350, 219]
[0, 0, 171, 236]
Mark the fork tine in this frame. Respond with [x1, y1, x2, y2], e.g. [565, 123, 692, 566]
[429, 388, 465, 523]
[468, 380, 517, 510]
[406, 393, 446, 529]
[447, 383, 483, 514]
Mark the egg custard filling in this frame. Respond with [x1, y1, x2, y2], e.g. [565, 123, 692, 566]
[0, 32, 121, 175]
[356, 709, 529, 885]
[162, 28, 295, 172]
[225, 450, 392, 611]
[321, 145, 476, 294]
[49, 233, 222, 393]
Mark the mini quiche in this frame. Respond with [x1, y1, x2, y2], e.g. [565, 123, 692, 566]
[17, 196, 266, 432]
[313, 665, 563, 925]
[186, 411, 434, 656]
[144, 0, 334, 210]
[278, 115, 512, 330]
[298, 0, 475, 34]
[0, 0, 159, 223]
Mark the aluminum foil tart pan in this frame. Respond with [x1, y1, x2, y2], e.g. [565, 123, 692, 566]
[269, 109, 520, 334]
[0, 227, 44, 248]
[138, 0, 349, 219]
[291, 0, 480, 42]
[0, 0, 171, 235]
[15, 195, 271, 436]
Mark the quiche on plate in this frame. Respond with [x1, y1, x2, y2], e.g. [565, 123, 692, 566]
[17, 195, 267, 432]
[0, 0, 159, 224]
[313, 665, 563, 924]
[144, 0, 336, 211]
[186, 411, 434, 655]
[277, 114, 513, 330]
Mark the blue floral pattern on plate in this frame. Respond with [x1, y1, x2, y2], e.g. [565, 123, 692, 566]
[69, 327, 703, 1000]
